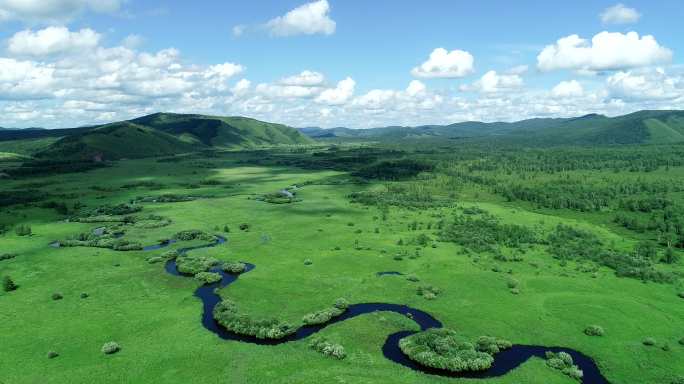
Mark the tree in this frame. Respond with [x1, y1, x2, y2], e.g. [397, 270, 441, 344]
[3, 276, 17, 292]
[662, 247, 680, 264]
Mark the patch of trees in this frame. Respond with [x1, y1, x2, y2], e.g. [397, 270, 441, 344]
[176, 255, 220, 275]
[584, 325, 605, 336]
[0, 190, 47, 208]
[3, 276, 17, 292]
[14, 224, 32, 236]
[212, 298, 296, 339]
[173, 230, 215, 242]
[545, 351, 583, 381]
[61, 231, 142, 251]
[133, 194, 195, 203]
[439, 212, 538, 252]
[417, 285, 442, 300]
[308, 337, 346, 359]
[302, 298, 349, 325]
[398, 329, 511, 372]
[0, 253, 17, 261]
[222, 261, 246, 274]
[5, 160, 105, 177]
[194, 272, 222, 284]
[547, 224, 676, 283]
[353, 159, 434, 180]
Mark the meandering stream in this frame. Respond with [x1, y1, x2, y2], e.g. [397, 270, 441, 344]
[141, 235, 610, 383]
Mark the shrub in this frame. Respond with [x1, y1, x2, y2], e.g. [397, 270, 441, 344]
[239, 223, 250, 231]
[80, 293, 89, 299]
[173, 230, 214, 242]
[213, 298, 296, 339]
[399, 329, 510, 372]
[678, 291, 684, 299]
[302, 299, 349, 325]
[52, 292, 63, 300]
[194, 272, 222, 284]
[3, 276, 18, 292]
[0, 253, 17, 261]
[161, 250, 180, 260]
[309, 337, 347, 359]
[14, 224, 32, 236]
[643, 337, 656, 346]
[584, 325, 604, 337]
[406, 274, 420, 282]
[176, 255, 219, 275]
[304, 259, 313, 266]
[679, 337, 684, 346]
[506, 278, 519, 289]
[417, 285, 442, 300]
[146, 256, 164, 264]
[101, 342, 120, 355]
[222, 261, 246, 274]
[510, 288, 520, 295]
[47, 351, 59, 359]
[545, 351, 583, 381]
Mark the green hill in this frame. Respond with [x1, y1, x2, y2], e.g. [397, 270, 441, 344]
[4, 113, 313, 161]
[301, 110, 684, 145]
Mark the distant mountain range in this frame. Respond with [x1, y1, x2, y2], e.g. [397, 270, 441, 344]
[299, 110, 684, 145]
[0, 113, 312, 160]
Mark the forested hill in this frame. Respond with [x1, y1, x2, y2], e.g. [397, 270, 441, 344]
[0, 113, 313, 161]
[300, 110, 684, 145]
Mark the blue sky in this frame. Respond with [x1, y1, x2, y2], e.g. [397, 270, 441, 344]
[0, 0, 683, 128]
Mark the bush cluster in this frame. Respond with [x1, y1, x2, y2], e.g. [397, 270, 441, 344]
[101, 342, 120, 355]
[308, 337, 347, 359]
[417, 285, 442, 300]
[3, 276, 18, 292]
[0, 253, 17, 261]
[222, 261, 247, 274]
[545, 351, 583, 381]
[194, 272, 222, 284]
[302, 298, 349, 325]
[584, 325, 605, 336]
[213, 298, 296, 339]
[176, 255, 220, 275]
[399, 329, 511, 372]
[14, 224, 32, 236]
[173, 230, 214, 242]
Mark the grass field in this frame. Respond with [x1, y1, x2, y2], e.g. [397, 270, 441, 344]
[1, 149, 683, 384]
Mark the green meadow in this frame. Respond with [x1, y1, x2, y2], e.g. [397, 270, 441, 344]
[1, 145, 684, 384]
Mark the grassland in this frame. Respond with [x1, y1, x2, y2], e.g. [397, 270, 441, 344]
[1, 145, 683, 384]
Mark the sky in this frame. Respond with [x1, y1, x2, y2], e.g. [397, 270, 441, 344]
[0, 0, 683, 129]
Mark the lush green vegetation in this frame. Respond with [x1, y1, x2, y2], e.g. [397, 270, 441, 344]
[2, 132, 684, 383]
[399, 329, 511, 372]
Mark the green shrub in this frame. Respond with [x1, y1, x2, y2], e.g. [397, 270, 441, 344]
[584, 325, 605, 336]
[679, 337, 684, 346]
[173, 230, 214, 242]
[213, 298, 296, 339]
[194, 272, 222, 284]
[309, 337, 347, 359]
[176, 255, 219, 275]
[80, 293, 89, 299]
[51, 292, 63, 300]
[399, 329, 510, 372]
[239, 223, 250, 231]
[678, 291, 684, 299]
[406, 274, 420, 282]
[304, 259, 313, 266]
[161, 250, 180, 260]
[3, 276, 18, 292]
[0, 253, 17, 261]
[643, 337, 657, 346]
[222, 261, 246, 274]
[417, 285, 442, 300]
[47, 351, 59, 359]
[545, 351, 583, 381]
[101, 342, 120, 355]
[302, 299, 349, 325]
[14, 224, 32, 236]
[146, 256, 164, 264]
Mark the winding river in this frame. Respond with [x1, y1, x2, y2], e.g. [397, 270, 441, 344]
[145, 235, 610, 383]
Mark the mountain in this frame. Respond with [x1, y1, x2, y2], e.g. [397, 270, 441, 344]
[4, 113, 313, 160]
[299, 110, 684, 145]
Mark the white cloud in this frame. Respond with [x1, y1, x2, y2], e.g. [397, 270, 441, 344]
[256, 83, 321, 99]
[606, 69, 683, 100]
[315, 77, 355, 105]
[205, 63, 245, 78]
[551, 80, 584, 98]
[279, 70, 325, 86]
[411, 48, 475, 78]
[462, 70, 523, 93]
[265, 0, 336, 37]
[506, 65, 529, 75]
[406, 80, 426, 97]
[537, 31, 672, 72]
[232, 25, 246, 37]
[0, 0, 122, 24]
[601, 4, 641, 25]
[231, 79, 251, 95]
[7, 27, 100, 56]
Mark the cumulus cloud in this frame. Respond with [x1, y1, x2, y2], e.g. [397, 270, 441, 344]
[279, 70, 325, 86]
[406, 80, 427, 97]
[315, 77, 355, 105]
[232, 25, 246, 37]
[462, 70, 523, 93]
[551, 80, 584, 98]
[601, 4, 641, 25]
[0, 0, 122, 24]
[265, 0, 335, 37]
[7, 27, 101, 56]
[411, 48, 475, 78]
[606, 68, 683, 100]
[537, 31, 672, 72]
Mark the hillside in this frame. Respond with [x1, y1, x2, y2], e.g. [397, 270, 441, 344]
[300, 110, 684, 145]
[1, 113, 313, 161]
